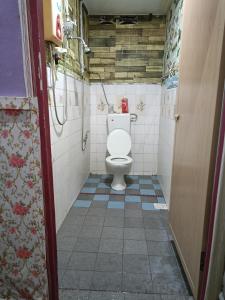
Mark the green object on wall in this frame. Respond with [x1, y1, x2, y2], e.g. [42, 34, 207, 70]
[163, 0, 184, 84]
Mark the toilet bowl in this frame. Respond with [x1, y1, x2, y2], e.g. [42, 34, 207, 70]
[106, 128, 133, 190]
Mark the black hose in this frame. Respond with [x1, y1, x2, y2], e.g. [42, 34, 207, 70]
[48, 43, 68, 126]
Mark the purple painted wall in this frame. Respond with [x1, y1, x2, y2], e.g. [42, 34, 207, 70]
[0, 1, 26, 96]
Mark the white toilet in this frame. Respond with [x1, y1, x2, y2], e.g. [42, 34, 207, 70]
[106, 114, 133, 191]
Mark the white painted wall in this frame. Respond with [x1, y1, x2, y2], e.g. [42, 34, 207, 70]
[47, 69, 90, 231]
[158, 86, 177, 207]
[90, 83, 161, 175]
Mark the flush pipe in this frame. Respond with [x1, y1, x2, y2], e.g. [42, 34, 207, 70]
[79, 3, 85, 77]
[90, 71, 115, 113]
[80, 0, 89, 151]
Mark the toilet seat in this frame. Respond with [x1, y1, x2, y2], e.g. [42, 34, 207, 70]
[107, 129, 131, 156]
[106, 155, 133, 166]
[105, 128, 133, 191]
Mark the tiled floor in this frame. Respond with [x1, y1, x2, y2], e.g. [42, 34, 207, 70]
[57, 174, 193, 300]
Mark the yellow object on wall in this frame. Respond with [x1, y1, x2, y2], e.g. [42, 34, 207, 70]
[43, 0, 63, 45]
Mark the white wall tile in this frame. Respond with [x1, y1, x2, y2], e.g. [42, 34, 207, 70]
[90, 83, 161, 175]
[48, 67, 90, 231]
[158, 86, 177, 207]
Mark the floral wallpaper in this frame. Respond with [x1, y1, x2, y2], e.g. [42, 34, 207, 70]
[0, 97, 48, 299]
[163, 0, 184, 88]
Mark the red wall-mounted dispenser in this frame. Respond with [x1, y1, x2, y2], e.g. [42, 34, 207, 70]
[122, 97, 129, 113]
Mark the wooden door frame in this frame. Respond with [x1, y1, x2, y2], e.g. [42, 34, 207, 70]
[25, 1, 225, 300]
[200, 84, 225, 300]
[199, 28, 225, 300]
[27, 1, 59, 299]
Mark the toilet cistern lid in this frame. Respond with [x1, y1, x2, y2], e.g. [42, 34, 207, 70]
[107, 129, 131, 156]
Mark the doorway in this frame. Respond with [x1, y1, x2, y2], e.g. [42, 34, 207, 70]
[27, 0, 225, 300]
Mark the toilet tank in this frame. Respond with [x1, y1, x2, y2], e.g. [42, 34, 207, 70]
[107, 113, 131, 133]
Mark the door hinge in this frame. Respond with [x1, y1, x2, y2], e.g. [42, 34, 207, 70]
[200, 251, 206, 271]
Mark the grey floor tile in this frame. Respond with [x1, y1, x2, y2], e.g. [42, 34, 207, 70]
[152, 273, 189, 296]
[57, 251, 72, 269]
[140, 196, 156, 203]
[59, 289, 63, 300]
[125, 203, 142, 210]
[124, 293, 161, 300]
[124, 228, 145, 240]
[67, 252, 97, 271]
[99, 238, 123, 254]
[142, 211, 162, 218]
[123, 254, 150, 274]
[95, 253, 123, 272]
[144, 217, 167, 229]
[125, 179, 138, 184]
[57, 176, 183, 298]
[124, 240, 148, 255]
[57, 236, 77, 251]
[89, 291, 124, 300]
[124, 217, 144, 228]
[60, 289, 89, 300]
[167, 229, 174, 241]
[160, 210, 169, 221]
[147, 241, 175, 256]
[91, 201, 108, 208]
[145, 229, 169, 242]
[79, 226, 102, 239]
[109, 195, 125, 202]
[83, 215, 105, 227]
[62, 215, 85, 226]
[106, 209, 124, 217]
[139, 184, 154, 189]
[96, 188, 111, 194]
[87, 208, 107, 216]
[160, 296, 193, 300]
[102, 227, 124, 239]
[57, 224, 82, 238]
[110, 189, 125, 195]
[104, 216, 124, 227]
[149, 256, 180, 276]
[58, 269, 65, 289]
[73, 238, 100, 253]
[122, 272, 153, 293]
[91, 271, 122, 291]
[68, 208, 89, 216]
[84, 183, 99, 188]
[126, 189, 140, 195]
[77, 193, 94, 200]
[125, 209, 142, 218]
[61, 270, 93, 289]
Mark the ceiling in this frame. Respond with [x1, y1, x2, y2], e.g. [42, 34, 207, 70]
[83, 0, 172, 15]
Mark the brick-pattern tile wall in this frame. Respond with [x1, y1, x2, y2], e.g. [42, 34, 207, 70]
[88, 15, 166, 84]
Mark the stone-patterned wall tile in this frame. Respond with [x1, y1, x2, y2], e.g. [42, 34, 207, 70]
[88, 15, 166, 84]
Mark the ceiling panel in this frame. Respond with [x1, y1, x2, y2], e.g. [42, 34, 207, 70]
[83, 0, 172, 15]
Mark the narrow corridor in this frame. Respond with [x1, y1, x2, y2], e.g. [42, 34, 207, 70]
[57, 175, 193, 300]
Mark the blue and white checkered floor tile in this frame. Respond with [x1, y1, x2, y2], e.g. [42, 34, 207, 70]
[74, 174, 167, 211]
